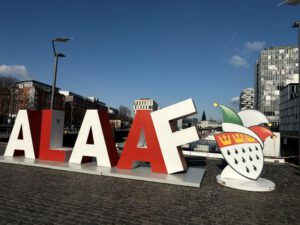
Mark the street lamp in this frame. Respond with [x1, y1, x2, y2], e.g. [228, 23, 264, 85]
[50, 37, 71, 110]
[292, 21, 300, 164]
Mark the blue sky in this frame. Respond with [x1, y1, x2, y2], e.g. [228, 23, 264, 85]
[0, 0, 299, 120]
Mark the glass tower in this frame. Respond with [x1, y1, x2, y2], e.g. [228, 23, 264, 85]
[240, 88, 254, 111]
[254, 46, 299, 130]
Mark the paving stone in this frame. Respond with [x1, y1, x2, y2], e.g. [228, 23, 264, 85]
[0, 143, 299, 224]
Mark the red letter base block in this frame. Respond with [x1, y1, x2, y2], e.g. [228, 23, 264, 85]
[117, 110, 167, 173]
[39, 110, 72, 162]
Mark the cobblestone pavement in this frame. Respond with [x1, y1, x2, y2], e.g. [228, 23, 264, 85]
[0, 143, 299, 225]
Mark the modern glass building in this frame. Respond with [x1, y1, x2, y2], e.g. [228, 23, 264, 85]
[240, 88, 254, 111]
[254, 46, 299, 130]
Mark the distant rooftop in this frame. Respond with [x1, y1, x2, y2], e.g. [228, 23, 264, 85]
[139, 98, 151, 100]
[14, 79, 53, 88]
[281, 83, 299, 90]
[14, 80, 106, 105]
[263, 45, 298, 50]
[242, 87, 254, 91]
[60, 90, 106, 105]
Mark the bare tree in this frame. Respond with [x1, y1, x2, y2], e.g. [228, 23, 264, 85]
[0, 76, 18, 88]
[0, 76, 18, 124]
[117, 105, 131, 121]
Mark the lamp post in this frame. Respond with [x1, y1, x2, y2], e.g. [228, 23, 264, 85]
[50, 37, 71, 110]
[292, 21, 300, 164]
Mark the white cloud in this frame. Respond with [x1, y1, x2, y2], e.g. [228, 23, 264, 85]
[229, 55, 249, 67]
[245, 41, 266, 51]
[231, 96, 240, 106]
[0, 64, 32, 80]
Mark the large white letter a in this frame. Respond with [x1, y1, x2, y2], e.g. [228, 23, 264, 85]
[5, 110, 41, 159]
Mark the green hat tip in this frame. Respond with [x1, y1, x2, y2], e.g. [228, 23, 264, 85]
[215, 103, 243, 126]
[213, 102, 219, 107]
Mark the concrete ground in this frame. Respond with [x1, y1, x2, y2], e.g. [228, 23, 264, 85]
[0, 143, 299, 225]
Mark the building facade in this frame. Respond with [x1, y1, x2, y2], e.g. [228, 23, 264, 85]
[197, 120, 221, 129]
[108, 107, 119, 120]
[10, 80, 64, 117]
[133, 98, 158, 115]
[59, 91, 107, 129]
[279, 83, 299, 135]
[240, 88, 254, 111]
[177, 118, 198, 130]
[279, 83, 299, 160]
[8, 80, 108, 129]
[254, 46, 299, 130]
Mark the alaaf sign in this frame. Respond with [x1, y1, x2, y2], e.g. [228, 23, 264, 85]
[2, 98, 276, 191]
[3, 99, 201, 182]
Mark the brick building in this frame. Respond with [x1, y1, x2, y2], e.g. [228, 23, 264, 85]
[10, 80, 108, 129]
[10, 80, 64, 118]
